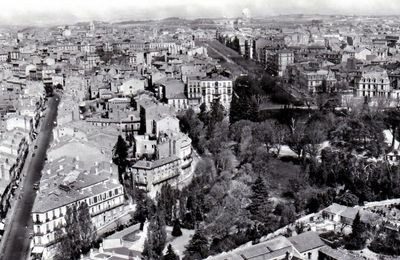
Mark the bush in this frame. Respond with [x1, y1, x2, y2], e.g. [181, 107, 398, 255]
[172, 219, 183, 237]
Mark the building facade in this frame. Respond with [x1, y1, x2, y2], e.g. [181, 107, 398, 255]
[187, 75, 232, 110]
[355, 69, 391, 98]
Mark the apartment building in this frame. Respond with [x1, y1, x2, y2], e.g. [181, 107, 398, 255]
[266, 50, 295, 76]
[355, 68, 391, 98]
[130, 156, 181, 196]
[31, 157, 125, 259]
[157, 132, 192, 170]
[187, 74, 233, 110]
[299, 69, 337, 93]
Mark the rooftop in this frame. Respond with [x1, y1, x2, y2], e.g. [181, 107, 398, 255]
[288, 231, 326, 253]
[132, 155, 180, 170]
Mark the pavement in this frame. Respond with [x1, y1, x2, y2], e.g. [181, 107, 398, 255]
[0, 93, 60, 260]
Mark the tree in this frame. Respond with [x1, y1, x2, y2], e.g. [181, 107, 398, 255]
[287, 122, 306, 159]
[172, 219, 183, 237]
[112, 135, 128, 184]
[184, 229, 209, 259]
[163, 244, 179, 260]
[369, 228, 400, 256]
[206, 99, 225, 138]
[134, 190, 155, 230]
[143, 213, 167, 259]
[157, 184, 179, 225]
[64, 205, 82, 259]
[178, 108, 206, 153]
[247, 176, 271, 222]
[54, 227, 73, 260]
[345, 212, 367, 250]
[78, 202, 96, 253]
[230, 90, 244, 124]
[385, 108, 400, 149]
[335, 192, 359, 206]
[54, 202, 97, 259]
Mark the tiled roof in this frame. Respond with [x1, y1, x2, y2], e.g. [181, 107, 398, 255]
[132, 155, 180, 170]
[288, 231, 325, 253]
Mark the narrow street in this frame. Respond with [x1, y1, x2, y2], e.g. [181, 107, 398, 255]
[0, 94, 60, 260]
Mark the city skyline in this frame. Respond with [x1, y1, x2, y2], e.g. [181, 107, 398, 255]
[2, 0, 400, 26]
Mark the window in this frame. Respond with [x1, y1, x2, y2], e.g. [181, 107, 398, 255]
[115, 188, 119, 195]
[94, 197, 97, 203]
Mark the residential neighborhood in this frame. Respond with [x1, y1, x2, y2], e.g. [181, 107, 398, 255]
[3, 1, 400, 260]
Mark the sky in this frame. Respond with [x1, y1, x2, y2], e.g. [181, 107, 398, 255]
[1, 0, 400, 26]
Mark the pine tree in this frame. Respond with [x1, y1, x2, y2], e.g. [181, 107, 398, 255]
[171, 219, 183, 237]
[345, 212, 367, 250]
[207, 99, 225, 138]
[229, 90, 243, 124]
[163, 244, 179, 260]
[112, 135, 128, 184]
[247, 176, 270, 221]
[185, 229, 209, 259]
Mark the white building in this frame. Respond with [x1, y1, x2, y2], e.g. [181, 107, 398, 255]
[355, 68, 391, 98]
[187, 74, 233, 111]
[31, 157, 125, 259]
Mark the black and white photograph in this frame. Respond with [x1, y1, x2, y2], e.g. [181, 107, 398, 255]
[2, 0, 400, 259]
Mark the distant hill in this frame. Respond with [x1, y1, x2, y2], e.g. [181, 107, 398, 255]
[114, 17, 215, 26]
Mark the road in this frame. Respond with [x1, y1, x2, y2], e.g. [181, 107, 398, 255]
[1, 94, 60, 260]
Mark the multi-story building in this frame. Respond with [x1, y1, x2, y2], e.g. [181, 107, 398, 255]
[130, 156, 181, 196]
[355, 68, 391, 98]
[266, 50, 294, 76]
[187, 74, 233, 111]
[31, 157, 125, 259]
[299, 69, 337, 93]
[157, 132, 192, 170]
[244, 38, 254, 60]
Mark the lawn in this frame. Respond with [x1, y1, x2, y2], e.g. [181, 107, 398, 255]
[122, 230, 141, 242]
[163, 226, 195, 258]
